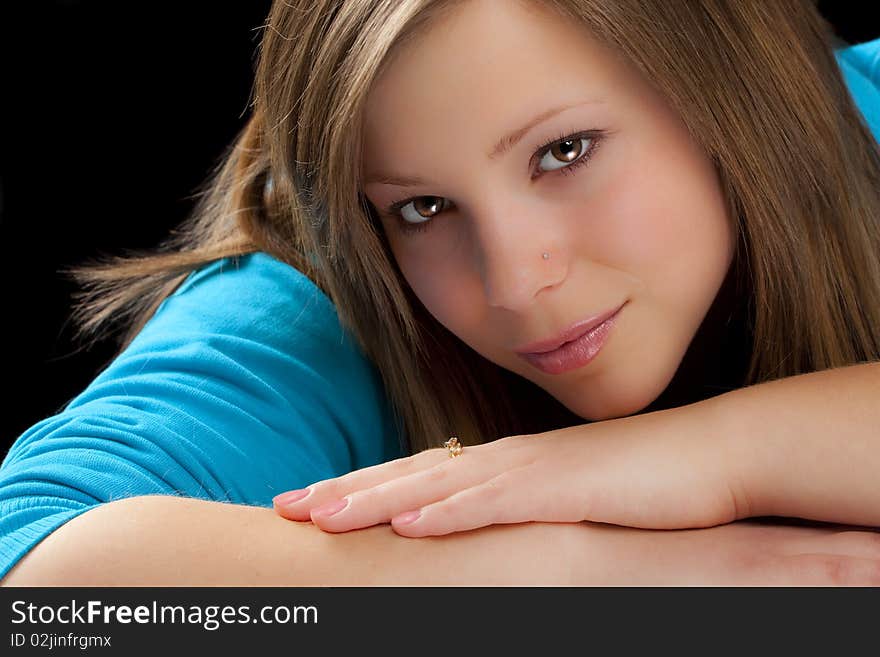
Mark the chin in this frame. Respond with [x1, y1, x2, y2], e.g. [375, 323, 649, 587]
[556, 356, 682, 421]
[566, 394, 652, 422]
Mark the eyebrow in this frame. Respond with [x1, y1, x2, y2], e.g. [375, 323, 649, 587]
[364, 98, 603, 187]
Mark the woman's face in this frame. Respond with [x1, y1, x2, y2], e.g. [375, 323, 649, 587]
[361, 0, 736, 421]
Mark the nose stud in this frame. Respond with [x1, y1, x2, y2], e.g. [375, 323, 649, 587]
[542, 252, 550, 260]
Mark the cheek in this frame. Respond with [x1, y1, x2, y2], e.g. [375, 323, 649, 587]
[575, 137, 733, 314]
[396, 249, 483, 336]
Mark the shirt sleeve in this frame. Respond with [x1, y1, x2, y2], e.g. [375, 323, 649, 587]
[0, 251, 404, 581]
[835, 36, 880, 144]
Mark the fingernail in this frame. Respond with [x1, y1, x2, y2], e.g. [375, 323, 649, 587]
[311, 497, 350, 518]
[393, 510, 421, 525]
[273, 488, 311, 506]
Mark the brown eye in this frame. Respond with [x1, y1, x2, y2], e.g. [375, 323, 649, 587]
[400, 196, 448, 225]
[538, 137, 591, 172]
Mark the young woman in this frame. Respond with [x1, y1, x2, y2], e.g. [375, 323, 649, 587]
[2, 0, 879, 586]
[271, 0, 880, 538]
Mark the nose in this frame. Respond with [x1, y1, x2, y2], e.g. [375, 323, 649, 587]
[474, 204, 568, 311]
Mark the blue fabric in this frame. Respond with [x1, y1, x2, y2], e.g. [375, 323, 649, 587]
[0, 252, 404, 580]
[2, 36, 879, 582]
[835, 37, 880, 143]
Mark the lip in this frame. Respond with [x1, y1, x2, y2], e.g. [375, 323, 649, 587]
[514, 301, 627, 355]
[515, 302, 626, 376]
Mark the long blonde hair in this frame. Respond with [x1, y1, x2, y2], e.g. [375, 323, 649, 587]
[65, 0, 880, 454]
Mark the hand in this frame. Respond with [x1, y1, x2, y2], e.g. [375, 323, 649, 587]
[273, 403, 751, 536]
[570, 519, 880, 586]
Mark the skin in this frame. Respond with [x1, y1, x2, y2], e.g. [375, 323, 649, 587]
[5, 495, 880, 585]
[362, 0, 736, 421]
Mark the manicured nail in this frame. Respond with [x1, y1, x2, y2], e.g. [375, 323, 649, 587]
[273, 488, 311, 506]
[393, 510, 421, 525]
[311, 497, 350, 518]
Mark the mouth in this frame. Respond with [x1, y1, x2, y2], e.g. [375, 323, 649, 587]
[514, 302, 627, 355]
[515, 301, 626, 375]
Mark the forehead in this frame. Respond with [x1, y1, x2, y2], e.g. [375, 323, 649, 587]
[361, 0, 645, 178]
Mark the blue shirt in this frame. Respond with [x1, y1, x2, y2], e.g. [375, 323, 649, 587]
[836, 37, 880, 143]
[0, 253, 404, 580]
[1, 37, 879, 581]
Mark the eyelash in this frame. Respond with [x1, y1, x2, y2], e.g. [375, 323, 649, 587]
[385, 129, 605, 235]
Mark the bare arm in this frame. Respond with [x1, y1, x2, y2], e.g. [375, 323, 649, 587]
[719, 361, 880, 527]
[4, 494, 879, 586]
[0, 494, 581, 586]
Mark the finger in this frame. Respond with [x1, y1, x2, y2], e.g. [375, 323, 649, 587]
[308, 449, 504, 532]
[273, 448, 447, 521]
[389, 466, 575, 537]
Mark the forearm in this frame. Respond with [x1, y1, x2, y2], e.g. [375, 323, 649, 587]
[712, 361, 880, 528]
[1, 495, 581, 586]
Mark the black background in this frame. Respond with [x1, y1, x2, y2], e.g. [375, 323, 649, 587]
[1, 2, 877, 450]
